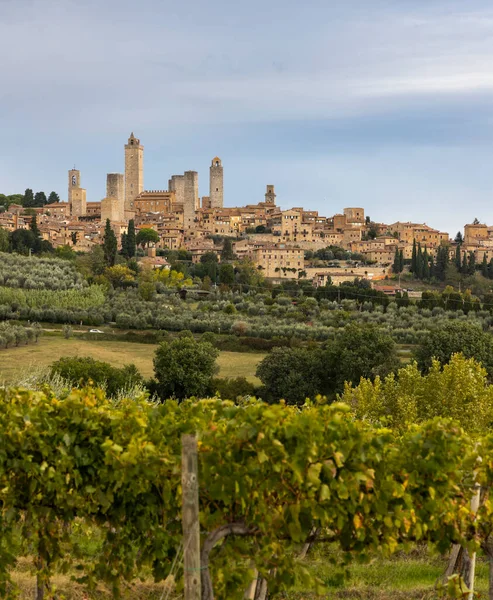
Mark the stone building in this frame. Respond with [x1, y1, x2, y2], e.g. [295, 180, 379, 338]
[134, 191, 175, 214]
[209, 157, 223, 209]
[124, 133, 144, 215]
[252, 243, 304, 279]
[106, 173, 125, 219]
[68, 169, 87, 217]
[168, 175, 185, 205]
[264, 185, 276, 205]
[183, 171, 199, 229]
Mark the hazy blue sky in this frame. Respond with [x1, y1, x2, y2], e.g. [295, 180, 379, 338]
[1, 0, 493, 234]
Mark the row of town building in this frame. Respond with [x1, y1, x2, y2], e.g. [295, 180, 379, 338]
[4, 132, 493, 284]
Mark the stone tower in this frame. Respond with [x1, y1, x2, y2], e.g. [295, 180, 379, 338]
[168, 175, 185, 206]
[265, 185, 276, 204]
[209, 157, 223, 209]
[183, 171, 199, 229]
[124, 132, 144, 214]
[106, 173, 125, 221]
[68, 168, 87, 217]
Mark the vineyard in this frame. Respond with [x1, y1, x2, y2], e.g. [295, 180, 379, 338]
[0, 386, 492, 599]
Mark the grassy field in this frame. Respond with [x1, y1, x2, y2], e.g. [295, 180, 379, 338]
[9, 552, 490, 599]
[0, 337, 265, 383]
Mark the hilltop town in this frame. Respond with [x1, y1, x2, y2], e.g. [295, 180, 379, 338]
[1, 132, 491, 287]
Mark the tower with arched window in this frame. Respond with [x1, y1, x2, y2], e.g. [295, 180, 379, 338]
[209, 156, 223, 209]
[124, 132, 144, 215]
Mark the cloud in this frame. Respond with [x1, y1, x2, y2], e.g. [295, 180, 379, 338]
[1, 0, 493, 233]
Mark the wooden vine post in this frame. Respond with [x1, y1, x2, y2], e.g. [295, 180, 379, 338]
[182, 434, 201, 600]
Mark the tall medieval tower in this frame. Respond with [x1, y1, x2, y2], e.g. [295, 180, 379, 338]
[124, 132, 143, 214]
[209, 157, 223, 209]
[68, 168, 87, 217]
[183, 171, 199, 229]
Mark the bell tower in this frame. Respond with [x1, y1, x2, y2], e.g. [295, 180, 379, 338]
[124, 132, 144, 215]
[209, 156, 223, 209]
[68, 168, 86, 217]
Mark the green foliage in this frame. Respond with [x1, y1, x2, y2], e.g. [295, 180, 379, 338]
[344, 353, 493, 434]
[136, 227, 159, 249]
[23, 188, 34, 207]
[34, 191, 47, 206]
[152, 336, 219, 400]
[221, 238, 235, 261]
[123, 219, 136, 258]
[0, 227, 9, 252]
[103, 219, 118, 266]
[0, 392, 481, 598]
[0, 252, 84, 290]
[211, 376, 258, 400]
[47, 191, 60, 203]
[323, 323, 400, 395]
[50, 356, 143, 397]
[256, 346, 324, 404]
[414, 321, 493, 377]
[0, 285, 105, 310]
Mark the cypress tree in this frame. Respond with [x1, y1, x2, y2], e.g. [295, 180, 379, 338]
[416, 243, 423, 279]
[103, 218, 117, 266]
[399, 249, 404, 273]
[411, 239, 417, 273]
[455, 244, 462, 270]
[488, 258, 493, 280]
[29, 215, 42, 253]
[392, 247, 400, 274]
[126, 219, 136, 258]
[429, 255, 434, 280]
[121, 232, 128, 257]
[422, 247, 430, 280]
[468, 252, 476, 275]
[481, 254, 488, 278]
[462, 253, 468, 274]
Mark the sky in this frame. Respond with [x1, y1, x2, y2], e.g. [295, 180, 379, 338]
[1, 0, 493, 235]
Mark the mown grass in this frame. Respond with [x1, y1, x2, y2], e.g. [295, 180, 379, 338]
[0, 336, 265, 383]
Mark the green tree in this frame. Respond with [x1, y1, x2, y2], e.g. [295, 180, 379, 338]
[411, 239, 417, 273]
[322, 323, 399, 396]
[462, 252, 468, 274]
[0, 226, 9, 252]
[481, 254, 488, 278]
[34, 191, 47, 206]
[434, 246, 449, 281]
[23, 188, 34, 207]
[414, 321, 493, 378]
[468, 251, 476, 275]
[454, 231, 463, 244]
[221, 238, 235, 261]
[136, 227, 159, 249]
[392, 247, 401, 274]
[399, 249, 404, 272]
[152, 337, 219, 400]
[47, 191, 60, 203]
[10, 228, 37, 255]
[126, 219, 136, 258]
[416, 243, 424, 279]
[102, 219, 117, 266]
[50, 356, 143, 398]
[256, 347, 324, 405]
[422, 247, 430, 280]
[455, 244, 462, 271]
[344, 353, 493, 434]
[219, 263, 235, 285]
